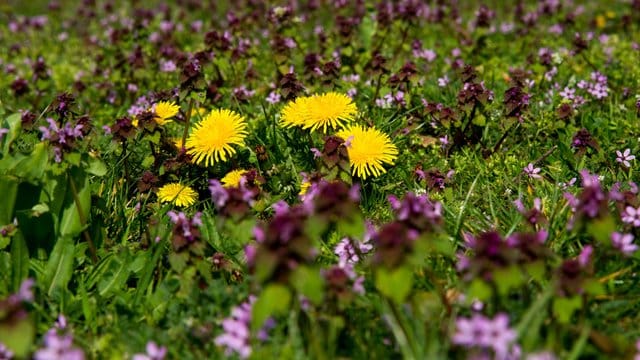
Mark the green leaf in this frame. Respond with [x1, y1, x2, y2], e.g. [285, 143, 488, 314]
[0, 316, 34, 358]
[375, 266, 413, 304]
[493, 266, 525, 295]
[31, 203, 49, 217]
[98, 252, 131, 297]
[0, 176, 18, 224]
[59, 170, 91, 238]
[252, 284, 291, 332]
[43, 236, 75, 297]
[291, 266, 324, 305]
[583, 279, 605, 296]
[467, 279, 492, 302]
[2, 113, 22, 155]
[552, 296, 582, 324]
[86, 157, 108, 177]
[169, 252, 189, 273]
[10, 230, 29, 292]
[586, 215, 616, 245]
[524, 261, 546, 283]
[14, 142, 48, 181]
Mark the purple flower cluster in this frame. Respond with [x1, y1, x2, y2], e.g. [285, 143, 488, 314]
[0, 342, 13, 359]
[616, 149, 635, 168]
[132, 341, 167, 360]
[457, 230, 550, 281]
[610, 232, 638, 256]
[388, 192, 443, 232]
[209, 170, 262, 218]
[39, 118, 86, 162]
[452, 313, 518, 359]
[214, 296, 274, 359]
[334, 231, 373, 267]
[34, 315, 84, 360]
[563, 170, 608, 225]
[167, 211, 202, 251]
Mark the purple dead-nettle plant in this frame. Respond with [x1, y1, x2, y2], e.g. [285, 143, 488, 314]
[334, 222, 374, 266]
[610, 232, 638, 256]
[563, 170, 608, 228]
[34, 315, 85, 360]
[167, 211, 202, 251]
[39, 117, 86, 163]
[132, 341, 167, 360]
[514, 197, 546, 225]
[214, 296, 275, 359]
[523, 163, 542, 179]
[452, 313, 519, 360]
[615, 149, 635, 168]
[621, 206, 640, 227]
[0, 342, 13, 359]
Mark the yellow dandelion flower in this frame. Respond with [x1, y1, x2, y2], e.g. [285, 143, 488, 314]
[299, 180, 311, 195]
[154, 101, 180, 125]
[303, 92, 357, 133]
[171, 137, 184, 149]
[221, 169, 247, 188]
[157, 183, 197, 207]
[336, 125, 398, 180]
[280, 96, 310, 129]
[186, 109, 248, 167]
[191, 107, 207, 118]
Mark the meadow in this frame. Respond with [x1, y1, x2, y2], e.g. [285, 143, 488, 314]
[1, 1, 640, 359]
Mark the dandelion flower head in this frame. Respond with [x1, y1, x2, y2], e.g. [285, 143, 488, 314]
[153, 101, 180, 125]
[157, 183, 197, 207]
[186, 109, 248, 167]
[303, 92, 357, 133]
[221, 169, 247, 188]
[336, 125, 398, 179]
[280, 96, 310, 129]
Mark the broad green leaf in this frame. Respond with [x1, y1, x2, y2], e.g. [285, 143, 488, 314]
[43, 236, 75, 296]
[0, 316, 34, 358]
[494, 266, 525, 295]
[552, 296, 582, 324]
[14, 143, 48, 181]
[467, 279, 492, 302]
[60, 170, 91, 238]
[0, 176, 18, 224]
[86, 157, 108, 177]
[98, 252, 131, 297]
[252, 284, 291, 332]
[375, 266, 413, 304]
[10, 230, 29, 292]
[169, 252, 188, 273]
[1, 113, 21, 155]
[586, 215, 616, 245]
[291, 266, 324, 305]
